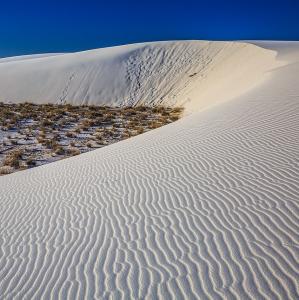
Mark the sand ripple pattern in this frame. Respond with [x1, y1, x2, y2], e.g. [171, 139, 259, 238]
[1, 53, 299, 299]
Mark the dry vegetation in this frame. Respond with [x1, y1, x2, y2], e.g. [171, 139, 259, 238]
[0, 102, 183, 175]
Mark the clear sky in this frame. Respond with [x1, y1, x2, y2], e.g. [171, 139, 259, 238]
[1, 0, 299, 57]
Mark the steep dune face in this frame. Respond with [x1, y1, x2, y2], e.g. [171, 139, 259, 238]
[1, 42, 299, 299]
[0, 41, 277, 112]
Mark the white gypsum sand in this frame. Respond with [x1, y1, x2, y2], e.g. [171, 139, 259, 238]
[0, 41, 299, 299]
[0, 41, 277, 113]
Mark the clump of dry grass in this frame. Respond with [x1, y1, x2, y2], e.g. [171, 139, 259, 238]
[41, 118, 53, 127]
[65, 131, 76, 138]
[43, 139, 58, 149]
[0, 165, 14, 175]
[74, 127, 81, 133]
[148, 121, 161, 129]
[26, 158, 36, 167]
[3, 149, 23, 169]
[66, 147, 80, 156]
[86, 141, 93, 148]
[135, 127, 144, 134]
[54, 145, 65, 155]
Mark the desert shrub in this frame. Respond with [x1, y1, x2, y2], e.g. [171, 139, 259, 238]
[88, 105, 97, 111]
[37, 137, 46, 144]
[169, 115, 179, 122]
[3, 150, 23, 168]
[121, 130, 131, 139]
[72, 126, 80, 133]
[39, 130, 46, 138]
[79, 124, 89, 131]
[67, 116, 77, 123]
[127, 120, 138, 128]
[58, 119, 68, 127]
[66, 147, 80, 156]
[94, 133, 103, 141]
[26, 158, 36, 167]
[82, 119, 94, 127]
[51, 133, 61, 141]
[172, 107, 183, 114]
[54, 146, 65, 155]
[43, 139, 58, 149]
[65, 131, 76, 138]
[152, 106, 165, 114]
[0, 166, 14, 175]
[135, 106, 147, 112]
[41, 118, 53, 127]
[135, 127, 144, 134]
[148, 122, 161, 129]
[86, 141, 93, 148]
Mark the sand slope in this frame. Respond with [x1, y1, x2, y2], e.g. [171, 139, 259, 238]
[0, 42, 299, 299]
[0, 41, 277, 113]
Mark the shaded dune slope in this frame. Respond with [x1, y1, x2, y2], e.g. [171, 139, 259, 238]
[0, 42, 299, 299]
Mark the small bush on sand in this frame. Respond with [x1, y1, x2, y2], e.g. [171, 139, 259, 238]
[169, 115, 179, 122]
[86, 141, 93, 148]
[43, 139, 58, 149]
[66, 147, 80, 156]
[41, 118, 53, 127]
[66, 131, 76, 138]
[172, 107, 183, 114]
[152, 106, 164, 114]
[148, 121, 161, 129]
[0, 166, 14, 175]
[3, 150, 23, 168]
[82, 119, 94, 127]
[136, 127, 144, 134]
[26, 158, 36, 167]
[54, 146, 65, 155]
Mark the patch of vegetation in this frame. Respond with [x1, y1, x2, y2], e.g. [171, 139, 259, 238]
[0, 102, 183, 175]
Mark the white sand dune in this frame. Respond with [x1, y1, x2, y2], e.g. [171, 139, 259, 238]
[0, 41, 299, 299]
[0, 41, 277, 113]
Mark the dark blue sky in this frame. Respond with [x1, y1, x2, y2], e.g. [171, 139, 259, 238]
[1, 0, 299, 57]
